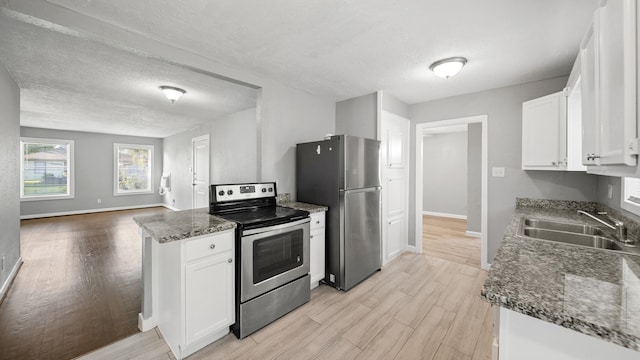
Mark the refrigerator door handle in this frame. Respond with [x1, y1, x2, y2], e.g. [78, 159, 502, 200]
[341, 186, 382, 194]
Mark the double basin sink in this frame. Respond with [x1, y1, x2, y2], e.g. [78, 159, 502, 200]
[519, 218, 637, 255]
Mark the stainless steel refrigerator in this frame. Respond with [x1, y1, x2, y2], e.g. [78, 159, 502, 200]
[296, 135, 381, 291]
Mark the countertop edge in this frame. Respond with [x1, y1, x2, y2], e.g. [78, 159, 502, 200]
[278, 201, 328, 213]
[482, 205, 640, 351]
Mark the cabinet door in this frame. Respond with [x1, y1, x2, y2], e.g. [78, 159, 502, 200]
[581, 26, 599, 166]
[521, 91, 566, 169]
[596, 0, 637, 166]
[309, 229, 325, 288]
[185, 251, 234, 346]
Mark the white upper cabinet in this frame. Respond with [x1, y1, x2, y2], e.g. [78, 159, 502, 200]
[581, 0, 638, 174]
[522, 52, 586, 172]
[522, 91, 567, 170]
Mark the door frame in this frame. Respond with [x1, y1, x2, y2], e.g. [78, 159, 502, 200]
[415, 115, 489, 270]
[191, 134, 210, 209]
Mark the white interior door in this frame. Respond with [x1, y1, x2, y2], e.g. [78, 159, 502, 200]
[192, 135, 210, 209]
[381, 111, 410, 264]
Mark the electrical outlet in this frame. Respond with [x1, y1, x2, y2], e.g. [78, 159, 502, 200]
[492, 167, 506, 177]
[97, 198, 102, 204]
[608, 184, 613, 199]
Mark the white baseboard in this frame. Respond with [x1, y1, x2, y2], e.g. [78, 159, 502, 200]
[138, 312, 157, 332]
[422, 211, 467, 220]
[0, 257, 23, 302]
[405, 245, 419, 253]
[20, 203, 166, 220]
[466, 231, 482, 238]
[162, 204, 180, 211]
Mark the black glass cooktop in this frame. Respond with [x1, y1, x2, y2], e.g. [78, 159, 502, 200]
[215, 206, 309, 229]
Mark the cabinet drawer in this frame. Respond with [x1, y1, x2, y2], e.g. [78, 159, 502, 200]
[310, 212, 325, 230]
[186, 231, 234, 262]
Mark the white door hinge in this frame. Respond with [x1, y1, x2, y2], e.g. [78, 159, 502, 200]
[562, 87, 569, 97]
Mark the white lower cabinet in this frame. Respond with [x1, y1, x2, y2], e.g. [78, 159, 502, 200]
[309, 211, 326, 289]
[157, 230, 235, 359]
[497, 307, 639, 360]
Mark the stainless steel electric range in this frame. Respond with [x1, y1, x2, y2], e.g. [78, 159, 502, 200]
[209, 182, 310, 339]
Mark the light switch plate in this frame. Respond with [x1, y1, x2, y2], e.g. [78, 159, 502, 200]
[492, 167, 506, 177]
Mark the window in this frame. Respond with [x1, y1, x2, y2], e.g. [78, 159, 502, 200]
[622, 177, 640, 216]
[114, 143, 153, 195]
[20, 137, 74, 201]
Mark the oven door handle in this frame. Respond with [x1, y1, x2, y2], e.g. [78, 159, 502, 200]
[242, 218, 310, 236]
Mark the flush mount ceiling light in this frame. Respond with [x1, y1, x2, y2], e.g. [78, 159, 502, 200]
[429, 57, 467, 79]
[159, 85, 186, 103]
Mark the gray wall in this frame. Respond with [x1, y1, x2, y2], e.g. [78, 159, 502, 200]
[467, 123, 482, 233]
[596, 176, 640, 222]
[162, 108, 259, 210]
[20, 127, 163, 216]
[409, 76, 599, 262]
[382, 92, 410, 119]
[336, 93, 377, 139]
[423, 131, 468, 217]
[0, 63, 21, 291]
[260, 83, 336, 198]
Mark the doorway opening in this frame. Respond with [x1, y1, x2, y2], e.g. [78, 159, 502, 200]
[415, 115, 488, 270]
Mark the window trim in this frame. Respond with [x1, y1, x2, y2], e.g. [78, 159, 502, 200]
[20, 137, 75, 201]
[621, 177, 640, 216]
[114, 143, 154, 196]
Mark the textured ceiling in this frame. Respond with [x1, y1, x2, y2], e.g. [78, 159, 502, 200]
[0, 0, 599, 137]
[44, 0, 599, 104]
[0, 12, 258, 138]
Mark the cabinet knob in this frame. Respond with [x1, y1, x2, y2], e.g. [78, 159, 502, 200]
[228, 258, 233, 263]
[551, 162, 557, 166]
[316, 221, 320, 224]
[209, 244, 216, 249]
[310, 235, 314, 239]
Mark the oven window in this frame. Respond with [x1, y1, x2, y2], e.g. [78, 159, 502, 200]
[253, 229, 304, 284]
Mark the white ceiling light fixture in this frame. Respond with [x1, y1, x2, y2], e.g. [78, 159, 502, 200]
[159, 85, 186, 103]
[429, 57, 467, 79]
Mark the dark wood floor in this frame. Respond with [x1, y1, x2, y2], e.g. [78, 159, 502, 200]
[0, 207, 171, 360]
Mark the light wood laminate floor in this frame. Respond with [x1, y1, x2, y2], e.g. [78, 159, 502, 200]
[422, 215, 481, 268]
[0, 207, 171, 360]
[79, 252, 492, 360]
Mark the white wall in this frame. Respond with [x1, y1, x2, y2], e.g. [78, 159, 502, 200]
[336, 93, 377, 139]
[409, 76, 599, 262]
[20, 127, 164, 217]
[0, 62, 21, 292]
[423, 131, 468, 217]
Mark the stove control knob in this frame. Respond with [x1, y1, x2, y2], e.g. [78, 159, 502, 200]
[227, 190, 234, 195]
[262, 188, 267, 193]
[268, 187, 273, 192]
[218, 190, 225, 196]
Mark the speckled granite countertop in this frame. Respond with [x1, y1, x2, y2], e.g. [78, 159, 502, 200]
[133, 208, 236, 243]
[482, 199, 640, 351]
[277, 193, 328, 213]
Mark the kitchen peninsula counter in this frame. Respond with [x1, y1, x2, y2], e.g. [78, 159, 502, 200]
[133, 208, 235, 243]
[482, 199, 640, 355]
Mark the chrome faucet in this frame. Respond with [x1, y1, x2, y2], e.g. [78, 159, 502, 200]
[577, 210, 634, 247]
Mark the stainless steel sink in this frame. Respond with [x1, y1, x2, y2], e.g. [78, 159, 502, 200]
[521, 228, 623, 250]
[523, 218, 605, 235]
